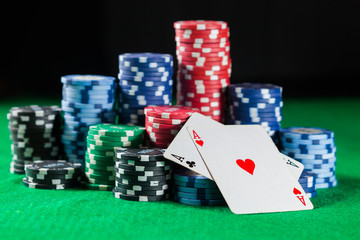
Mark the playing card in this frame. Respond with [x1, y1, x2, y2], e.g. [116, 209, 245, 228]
[186, 124, 313, 214]
[164, 113, 304, 180]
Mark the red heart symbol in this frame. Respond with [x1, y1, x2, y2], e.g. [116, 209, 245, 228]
[195, 140, 204, 147]
[293, 187, 302, 195]
[236, 159, 255, 175]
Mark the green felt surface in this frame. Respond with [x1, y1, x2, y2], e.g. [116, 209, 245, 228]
[0, 97, 360, 240]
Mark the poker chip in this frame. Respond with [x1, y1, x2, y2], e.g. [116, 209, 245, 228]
[118, 53, 173, 126]
[174, 20, 231, 122]
[227, 83, 283, 143]
[61, 75, 117, 167]
[144, 106, 198, 148]
[22, 161, 81, 190]
[84, 124, 145, 189]
[113, 148, 172, 202]
[280, 127, 337, 189]
[172, 168, 225, 206]
[7, 106, 63, 174]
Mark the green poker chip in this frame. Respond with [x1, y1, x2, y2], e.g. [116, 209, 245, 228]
[85, 172, 115, 181]
[87, 148, 115, 157]
[85, 167, 115, 176]
[85, 152, 115, 161]
[81, 182, 114, 191]
[86, 137, 143, 148]
[85, 157, 115, 166]
[87, 132, 141, 143]
[88, 124, 145, 137]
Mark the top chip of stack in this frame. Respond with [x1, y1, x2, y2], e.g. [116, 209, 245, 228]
[279, 127, 337, 189]
[144, 105, 199, 148]
[227, 83, 283, 142]
[118, 53, 174, 126]
[61, 74, 117, 168]
[8, 105, 63, 174]
[174, 20, 231, 123]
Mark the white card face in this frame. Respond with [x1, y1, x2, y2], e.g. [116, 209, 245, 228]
[164, 113, 304, 181]
[186, 124, 313, 214]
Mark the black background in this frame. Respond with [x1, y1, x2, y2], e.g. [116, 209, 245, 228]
[2, 0, 360, 99]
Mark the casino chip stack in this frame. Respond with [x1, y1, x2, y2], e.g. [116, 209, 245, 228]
[227, 83, 283, 142]
[174, 20, 231, 122]
[84, 124, 145, 190]
[280, 127, 337, 189]
[118, 53, 174, 126]
[61, 75, 117, 167]
[173, 168, 225, 206]
[144, 105, 199, 148]
[8, 105, 63, 174]
[299, 171, 317, 198]
[113, 148, 171, 201]
[23, 160, 81, 190]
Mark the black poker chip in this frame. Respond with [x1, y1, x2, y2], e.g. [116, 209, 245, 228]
[113, 186, 169, 196]
[114, 161, 171, 172]
[22, 177, 72, 190]
[115, 148, 165, 161]
[115, 181, 169, 191]
[112, 189, 169, 202]
[25, 160, 82, 175]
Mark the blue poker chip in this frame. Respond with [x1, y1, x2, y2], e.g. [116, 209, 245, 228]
[301, 184, 316, 193]
[173, 195, 226, 206]
[306, 166, 336, 174]
[228, 95, 283, 104]
[315, 178, 337, 189]
[303, 162, 336, 170]
[229, 101, 283, 109]
[280, 127, 334, 140]
[315, 175, 337, 184]
[306, 190, 317, 198]
[62, 88, 114, 96]
[122, 94, 171, 102]
[281, 151, 336, 160]
[173, 169, 211, 184]
[119, 74, 172, 82]
[62, 91, 115, 100]
[280, 142, 335, 150]
[119, 69, 173, 77]
[62, 106, 113, 114]
[119, 60, 173, 68]
[298, 171, 315, 184]
[280, 137, 334, 145]
[119, 79, 173, 88]
[230, 105, 282, 113]
[228, 83, 282, 94]
[65, 111, 116, 119]
[121, 99, 171, 107]
[61, 139, 87, 147]
[119, 65, 173, 73]
[120, 84, 173, 92]
[61, 74, 115, 86]
[229, 109, 281, 118]
[282, 147, 336, 155]
[119, 53, 173, 63]
[61, 100, 114, 110]
[229, 115, 282, 123]
[62, 97, 115, 105]
[173, 185, 221, 194]
[174, 190, 224, 200]
[297, 157, 337, 165]
[64, 84, 116, 91]
[120, 89, 172, 98]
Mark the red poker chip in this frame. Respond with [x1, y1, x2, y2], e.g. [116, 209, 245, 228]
[147, 131, 177, 140]
[179, 61, 231, 71]
[178, 86, 227, 94]
[182, 101, 224, 108]
[144, 105, 198, 119]
[150, 141, 170, 149]
[179, 60, 230, 67]
[175, 28, 229, 35]
[176, 46, 230, 54]
[177, 50, 230, 58]
[178, 72, 230, 81]
[178, 55, 230, 63]
[145, 121, 183, 130]
[179, 91, 225, 99]
[175, 32, 230, 40]
[174, 20, 228, 30]
[148, 137, 174, 145]
[145, 116, 187, 125]
[178, 77, 230, 85]
[176, 41, 230, 49]
[180, 69, 230, 77]
[146, 126, 180, 135]
[199, 110, 223, 117]
[178, 95, 226, 103]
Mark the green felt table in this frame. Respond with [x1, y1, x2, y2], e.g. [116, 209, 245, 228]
[0, 97, 359, 240]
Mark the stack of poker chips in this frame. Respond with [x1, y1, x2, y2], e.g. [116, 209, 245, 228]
[7, 105, 63, 174]
[299, 171, 317, 198]
[173, 168, 226, 206]
[113, 148, 171, 202]
[279, 127, 337, 189]
[61, 74, 117, 167]
[144, 105, 199, 148]
[22, 160, 81, 190]
[227, 83, 283, 142]
[118, 53, 173, 126]
[84, 124, 145, 190]
[174, 20, 231, 122]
